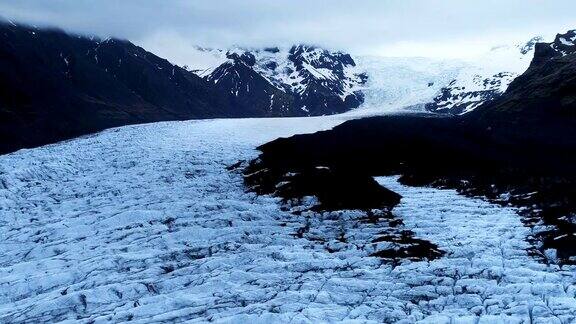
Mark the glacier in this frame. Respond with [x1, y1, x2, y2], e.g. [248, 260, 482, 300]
[1, 109, 576, 322]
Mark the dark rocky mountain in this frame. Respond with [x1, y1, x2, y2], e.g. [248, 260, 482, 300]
[286, 45, 367, 115]
[533, 29, 576, 63]
[0, 23, 367, 154]
[245, 29, 576, 264]
[205, 53, 295, 116]
[0, 22, 244, 154]
[199, 45, 367, 116]
[426, 37, 542, 115]
[465, 29, 576, 146]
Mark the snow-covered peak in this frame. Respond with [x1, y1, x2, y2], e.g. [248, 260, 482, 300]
[289, 45, 355, 72]
[184, 46, 229, 75]
[190, 44, 366, 116]
[188, 45, 362, 89]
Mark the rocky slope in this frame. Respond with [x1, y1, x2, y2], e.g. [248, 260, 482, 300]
[193, 45, 367, 116]
[466, 29, 576, 146]
[426, 37, 542, 115]
[0, 22, 244, 154]
[0, 23, 367, 154]
[537, 29, 576, 59]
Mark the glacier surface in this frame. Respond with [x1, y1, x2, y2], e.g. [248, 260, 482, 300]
[1, 112, 575, 323]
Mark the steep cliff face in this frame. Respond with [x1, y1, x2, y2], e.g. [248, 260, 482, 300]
[0, 22, 243, 153]
[465, 29, 576, 147]
[426, 37, 542, 115]
[531, 29, 576, 65]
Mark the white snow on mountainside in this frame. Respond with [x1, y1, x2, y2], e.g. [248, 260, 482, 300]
[179, 47, 226, 74]
[2, 111, 576, 322]
[189, 45, 365, 99]
[350, 56, 466, 115]
[183, 37, 546, 117]
[551, 29, 576, 56]
[187, 45, 366, 116]
[184, 46, 229, 75]
[426, 37, 544, 115]
[187, 46, 466, 115]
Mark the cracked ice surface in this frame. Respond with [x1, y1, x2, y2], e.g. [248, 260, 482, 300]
[0, 116, 575, 323]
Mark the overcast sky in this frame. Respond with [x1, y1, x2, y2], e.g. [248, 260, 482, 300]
[1, 0, 575, 65]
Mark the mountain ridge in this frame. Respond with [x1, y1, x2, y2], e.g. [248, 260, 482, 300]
[192, 44, 367, 116]
[0, 22, 366, 154]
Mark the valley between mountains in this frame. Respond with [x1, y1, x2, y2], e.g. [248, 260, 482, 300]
[1, 18, 576, 323]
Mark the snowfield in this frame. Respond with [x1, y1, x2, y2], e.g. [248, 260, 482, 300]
[1, 113, 576, 323]
[353, 56, 465, 113]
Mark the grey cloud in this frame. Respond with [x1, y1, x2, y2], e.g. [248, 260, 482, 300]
[0, 0, 575, 59]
